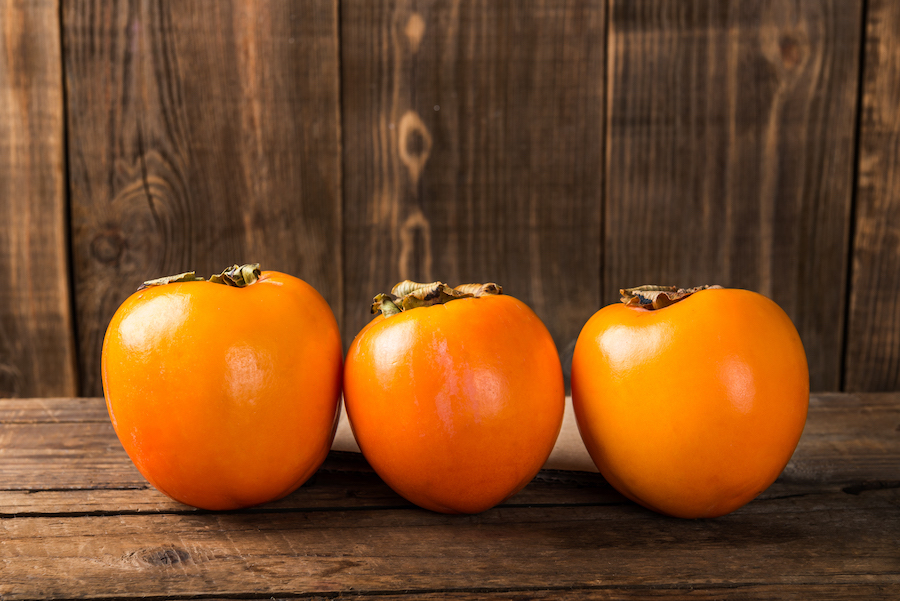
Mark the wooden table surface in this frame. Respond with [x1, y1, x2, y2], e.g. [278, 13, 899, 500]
[1, 393, 898, 600]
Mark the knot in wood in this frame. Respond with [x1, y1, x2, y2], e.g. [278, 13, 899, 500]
[134, 546, 192, 567]
[398, 110, 432, 185]
[779, 34, 803, 70]
[90, 230, 126, 265]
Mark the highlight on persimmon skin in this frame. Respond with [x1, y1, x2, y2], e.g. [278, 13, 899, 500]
[343, 280, 566, 514]
[101, 264, 343, 511]
[571, 285, 809, 519]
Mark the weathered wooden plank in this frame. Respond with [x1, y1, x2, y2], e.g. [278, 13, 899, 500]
[0, 464, 623, 518]
[781, 393, 900, 484]
[340, 0, 605, 357]
[0, 396, 108, 423]
[0, 421, 146, 490]
[63, 0, 342, 396]
[1, 395, 896, 597]
[217, 585, 900, 601]
[1, 394, 896, 515]
[0, 489, 897, 600]
[0, 395, 619, 510]
[0, 0, 78, 398]
[19, 586, 891, 601]
[605, 0, 862, 391]
[844, 0, 900, 391]
[0, 400, 620, 511]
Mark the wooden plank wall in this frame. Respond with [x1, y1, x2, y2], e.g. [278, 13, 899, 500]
[606, 0, 862, 391]
[341, 0, 605, 367]
[0, 0, 77, 397]
[845, 0, 900, 391]
[62, 0, 342, 395]
[0, 0, 896, 397]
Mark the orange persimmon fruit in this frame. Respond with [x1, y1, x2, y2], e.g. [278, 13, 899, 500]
[101, 264, 343, 510]
[571, 285, 809, 518]
[343, 281, 565, 514]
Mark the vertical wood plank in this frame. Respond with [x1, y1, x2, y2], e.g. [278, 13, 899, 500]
[605, 0, 862, 391]
[63, 0, 342, 396]
[845, 0, 900, 391]
[0, 0, 78, 397]
[341, 0, 605, 360]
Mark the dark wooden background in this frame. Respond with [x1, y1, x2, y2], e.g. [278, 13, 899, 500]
[1, 0, 897, 398]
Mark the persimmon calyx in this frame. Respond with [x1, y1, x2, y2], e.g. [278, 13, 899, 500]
[208, 264, 261, 287]
[620, 284, 722, 310]
[138, 264, 261, 291]
[371, 280, 503, 317]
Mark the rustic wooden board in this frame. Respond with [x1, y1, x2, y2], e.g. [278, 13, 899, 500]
[0, 490, 897, 599]
[0, 396, 621, 511]
[1, 394, 896, 509]
[219, 586, 900, 601]
[844, 0, 900, 391]
[0, 396, 108, 423]
[605, 0, 863, 392]
[780, 393, 900, 484]
[205, 586, 900, 601]
[340, 0, 605, 356]
[0, 466, 624, 518]
[0, 0, 78, 398]
[63, 0, 342, 396]
[1, 394, 897, 598]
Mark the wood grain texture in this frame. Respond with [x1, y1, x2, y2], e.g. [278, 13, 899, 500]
[196, 586, 900, 601]
[0, 396, 107, 423]
[0, 461, 621, 518]
[780, 393, 900, 485]
[180, 586, 900, 601]
[0, 394, 897, 599]
[0, 396, 622, 508]
[0, 491, 897, 598]
[340, 0, 605, 354]
[0, 0, 78, 398]
[844, 0, 900, 391]
[605, 0, 862, 392]
[2, 393, 896, 507]
[62, 0, 342, 396]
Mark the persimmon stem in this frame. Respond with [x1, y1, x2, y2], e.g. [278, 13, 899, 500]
[620, 285, 722, 310]
[208, 264, 261, 287]
[371, 280, 503, 317]
[138, 264, 262, 291]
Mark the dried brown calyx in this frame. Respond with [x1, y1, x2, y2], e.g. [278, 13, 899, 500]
[620, 285, 722, 310]
[138, 264, 262, 291]
[372, 280, 502, 317]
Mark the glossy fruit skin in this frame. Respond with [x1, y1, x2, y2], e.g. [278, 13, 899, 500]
[571, 288, 808, 518]
[343, 294, 565, 514]
[101, 271, 342, 510]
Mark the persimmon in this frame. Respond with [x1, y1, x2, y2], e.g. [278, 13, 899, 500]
[571, 285, 809, 518]
[343, 281, 565, 514]
[101, 264, 342, 510]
